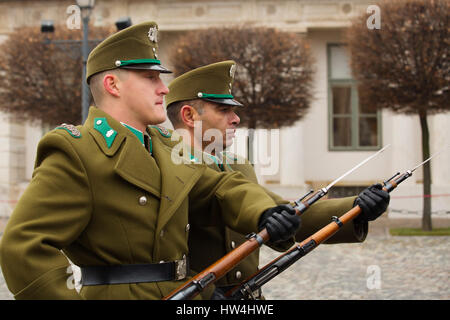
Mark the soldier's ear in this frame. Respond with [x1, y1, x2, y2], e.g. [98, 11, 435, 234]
[103, 73, 121, 98]
[180, 105, 197, 128]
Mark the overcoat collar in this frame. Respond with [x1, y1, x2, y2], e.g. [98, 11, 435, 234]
[85, 107, 206, 231]
[86, 107, 161, 197]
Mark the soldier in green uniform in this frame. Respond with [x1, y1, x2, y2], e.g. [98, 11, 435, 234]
[0, 22, 302, 300]
[164, 60, 391, 298]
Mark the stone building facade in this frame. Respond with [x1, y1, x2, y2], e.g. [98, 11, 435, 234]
[0, 0, 448, 218]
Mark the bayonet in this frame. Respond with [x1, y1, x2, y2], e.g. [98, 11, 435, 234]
[225, 145, 449, 300]
[410, 147, 449, 173]
[164, 145, 391, 300]
[384, 146, 450, 190]
[326, 144, 391, 190]
[294, 144, 390, 213]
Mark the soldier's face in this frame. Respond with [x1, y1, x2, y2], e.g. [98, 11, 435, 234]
[120, 70, 169, 127]
[194, 102, 240, 149]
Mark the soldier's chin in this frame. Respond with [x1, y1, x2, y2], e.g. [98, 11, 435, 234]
[224, 138, 234, 148]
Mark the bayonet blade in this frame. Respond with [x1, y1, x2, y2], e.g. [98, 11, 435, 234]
[410, 146, 450, 173]
[325, 144, 391, 191]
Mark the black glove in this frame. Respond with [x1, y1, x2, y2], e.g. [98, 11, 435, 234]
[354, 183, 390, 222]
[258, 204, 301, 243]
[210, 287, 229, 300]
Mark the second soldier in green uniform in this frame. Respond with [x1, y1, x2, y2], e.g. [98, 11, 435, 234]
[164, 61, 391, 298]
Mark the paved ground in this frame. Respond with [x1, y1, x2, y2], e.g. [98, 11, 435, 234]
[0, 216, 449, 300]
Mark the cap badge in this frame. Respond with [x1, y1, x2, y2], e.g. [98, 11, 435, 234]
[229, 64, 236, 78]
[148, 26, 158, 43]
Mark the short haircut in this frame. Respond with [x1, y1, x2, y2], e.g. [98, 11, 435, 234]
[166, 99, 204, 128]
[89, 69, 129, 106]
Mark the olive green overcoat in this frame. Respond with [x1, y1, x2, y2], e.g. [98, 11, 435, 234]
[0, 107, 279, 300]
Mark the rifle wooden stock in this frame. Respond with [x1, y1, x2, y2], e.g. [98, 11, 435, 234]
[304, 205, 361, 245]
[226, 184, 398, 299]
[163, 228, 270, 300]
[225, 205, 362, 298]
[163, 190, 327, 300]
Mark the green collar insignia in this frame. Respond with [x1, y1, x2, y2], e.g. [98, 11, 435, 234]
[94, 117, 117, 148]
[151, 125, 171, 138]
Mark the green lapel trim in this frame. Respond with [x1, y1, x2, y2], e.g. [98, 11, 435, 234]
[118, 59, 161, 66]
[148, 135, 153, 154]
[121, 123, 153, 153]
[206, 154, 225, 171]
[223, 151, 238, 161]
[93, 117, 117, 148]
[189, 153, 200, 163]
[121, 123, 144, 145]
[221, 152, 236, 171]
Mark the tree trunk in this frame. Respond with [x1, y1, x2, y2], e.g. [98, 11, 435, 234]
[419, 112, 432, 231]
[247, 121, 256, 165]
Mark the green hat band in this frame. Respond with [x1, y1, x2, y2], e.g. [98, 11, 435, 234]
[117, 59, 161, 66]
[198, 93, 234, 99]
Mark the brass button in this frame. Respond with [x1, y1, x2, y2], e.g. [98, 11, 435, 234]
[138, 196, 147, 205]
[235, 271, 242, 279]
[231, 241, 236, 249]
[185, 224, 190, 232]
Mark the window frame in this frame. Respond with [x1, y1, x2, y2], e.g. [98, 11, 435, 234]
[327, 43, 382, 151]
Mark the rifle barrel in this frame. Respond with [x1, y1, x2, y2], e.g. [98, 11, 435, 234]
[227, 172, 409, 300]
[163, 147, 392, 300]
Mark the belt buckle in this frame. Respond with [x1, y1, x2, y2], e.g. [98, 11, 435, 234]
[174, 255, 187, 280]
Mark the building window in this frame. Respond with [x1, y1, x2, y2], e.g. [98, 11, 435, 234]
[327, 44, 381, 150]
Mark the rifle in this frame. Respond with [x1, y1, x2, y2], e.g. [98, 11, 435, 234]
[163, 145, 390, 300]
[225, 150, 444, 300]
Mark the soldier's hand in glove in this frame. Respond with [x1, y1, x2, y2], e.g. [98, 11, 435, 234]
[354, 183, 390, 222]
[210, 288, 229, 300]
[258, 204, 301, 243]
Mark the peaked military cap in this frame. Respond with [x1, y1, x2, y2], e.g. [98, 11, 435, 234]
[86, 21, 171, 83]
[166, 60, 243, 108]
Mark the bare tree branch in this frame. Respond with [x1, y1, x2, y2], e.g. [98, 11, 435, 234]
[169, 26, 315, 129]
[0, 25, 114, 126]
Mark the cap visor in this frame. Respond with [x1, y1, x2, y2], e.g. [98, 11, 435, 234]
[121, 63, 172, 73]
[203, 98, 243, 107]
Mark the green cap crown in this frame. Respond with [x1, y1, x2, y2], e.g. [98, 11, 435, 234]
[86, 21, 171, 83]
[166, 60, 243, 107]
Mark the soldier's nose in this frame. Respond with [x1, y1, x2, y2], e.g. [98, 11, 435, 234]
[231, 113, 240, 126]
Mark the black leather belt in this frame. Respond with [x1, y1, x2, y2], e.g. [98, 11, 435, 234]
[80, 255, 188, 286]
